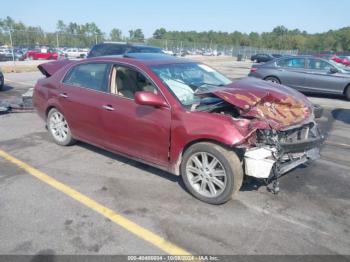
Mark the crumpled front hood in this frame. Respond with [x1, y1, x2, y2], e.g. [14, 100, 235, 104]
[202, 77, 313, 129]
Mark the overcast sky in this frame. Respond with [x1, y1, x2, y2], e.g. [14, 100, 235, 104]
[2, 0, 349, 36]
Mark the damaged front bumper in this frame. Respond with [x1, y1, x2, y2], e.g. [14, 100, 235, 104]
[244, 121, 324, 179]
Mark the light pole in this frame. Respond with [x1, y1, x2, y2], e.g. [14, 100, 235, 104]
[8, 28, 16, 72]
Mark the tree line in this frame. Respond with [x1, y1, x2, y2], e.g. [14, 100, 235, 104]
[1, 16, 349, 52]
[153, 27, 350, 52]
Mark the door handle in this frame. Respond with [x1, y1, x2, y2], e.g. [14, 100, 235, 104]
[102, 105, 115, 111]
[59, 93, 68, 98]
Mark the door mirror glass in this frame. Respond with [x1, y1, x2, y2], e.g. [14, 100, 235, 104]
[134, 91, 168, 108]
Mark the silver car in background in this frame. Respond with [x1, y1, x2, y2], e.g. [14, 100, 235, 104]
[248, 55, 350, 100]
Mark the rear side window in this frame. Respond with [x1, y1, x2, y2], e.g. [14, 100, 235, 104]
[277, 58, 305, 68]
[88, 44, 127, 57]
[63, 63, 110, 92]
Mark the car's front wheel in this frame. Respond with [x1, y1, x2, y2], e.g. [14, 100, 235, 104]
[0, 76, 4, 91]
[181, 142, 243, 205]
[345, 85, 350, 101]
[47, 108, 76, 146]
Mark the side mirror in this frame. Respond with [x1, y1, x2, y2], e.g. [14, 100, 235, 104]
[329, 67, 338, 74]
[134, 91, 168, 108]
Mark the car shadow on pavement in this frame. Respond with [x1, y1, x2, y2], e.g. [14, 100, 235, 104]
[331, 108, 350, 125]
[240, 163, 310, 192]
[78, 141, 309, 195]
[304, 92, 347, 101]
[78, 142, 182, 183]
[1, 84, 14, 92]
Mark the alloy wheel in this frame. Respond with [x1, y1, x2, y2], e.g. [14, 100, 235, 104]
[186, 152, 227, 198]
[49, 111, 69, 142]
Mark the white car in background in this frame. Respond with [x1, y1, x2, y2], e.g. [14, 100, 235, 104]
[63, 48, 88, 59]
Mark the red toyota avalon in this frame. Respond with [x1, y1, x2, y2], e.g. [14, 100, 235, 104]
[33, 53, 323, 204]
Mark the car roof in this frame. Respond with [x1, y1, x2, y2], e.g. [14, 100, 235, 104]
[81, 53, 194, 66]
[97, 42, 161, 49]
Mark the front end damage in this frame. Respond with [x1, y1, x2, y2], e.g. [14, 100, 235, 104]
[244, 122, 323, 180]
[195, 78, 324, 191]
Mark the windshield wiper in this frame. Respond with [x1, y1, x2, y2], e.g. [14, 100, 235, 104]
[189, 82, 224, 89]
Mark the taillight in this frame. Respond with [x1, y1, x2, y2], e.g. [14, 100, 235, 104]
[250, 67, 257, 73]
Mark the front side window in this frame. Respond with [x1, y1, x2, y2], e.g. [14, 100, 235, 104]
[111, 65, 158, 99]
[307, 59, 332, 71]
[63, 63, 109, 92]
[151, 63, 232, 107]
[277, 58, 305, 68]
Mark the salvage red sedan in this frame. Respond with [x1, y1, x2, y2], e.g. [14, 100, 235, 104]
[33, 53, 323, 204]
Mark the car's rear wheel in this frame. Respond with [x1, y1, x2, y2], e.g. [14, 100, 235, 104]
[181, 142, 243, 205]
[47, 108, 76, 146]
[264, 76, 280, 84]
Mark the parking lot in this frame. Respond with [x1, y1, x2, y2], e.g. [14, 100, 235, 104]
[1, 57, 350, 256]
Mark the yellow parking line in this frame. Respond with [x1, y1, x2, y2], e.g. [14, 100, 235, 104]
[0, 149, 191, 256]
[4, 78, 35, 86]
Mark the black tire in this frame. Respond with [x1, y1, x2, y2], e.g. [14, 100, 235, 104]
[0, 77, 3, 91]
[47, 108, 76, 146]
[345, 85, 350, 101]
[264, 76, 281, 84]
[313, 104, 323, 119]
[180, 142, 243, 205]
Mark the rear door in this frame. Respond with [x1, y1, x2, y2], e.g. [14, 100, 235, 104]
[59, 62, 111, 144]
[304, 58, 346, 94]
[275, 57, 307, 90]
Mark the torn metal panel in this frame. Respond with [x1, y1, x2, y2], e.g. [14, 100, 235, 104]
[197, 77, 313, 130]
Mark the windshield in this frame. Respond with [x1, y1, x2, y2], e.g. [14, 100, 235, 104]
[151, 62, 232, 107]
[131, 46, 163, 53]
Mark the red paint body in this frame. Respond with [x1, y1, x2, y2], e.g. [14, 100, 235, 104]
[26, 49, 63, 60]
[33, 56, 313, 175]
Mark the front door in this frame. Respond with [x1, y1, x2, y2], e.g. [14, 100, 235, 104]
[304, 58, 345, 94]
[100, 64, 171, 166]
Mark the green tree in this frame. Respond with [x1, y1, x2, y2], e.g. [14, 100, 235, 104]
[110, 28, 122, 41]
[129, 29, 144, 42]
[153, 28, 166, 39]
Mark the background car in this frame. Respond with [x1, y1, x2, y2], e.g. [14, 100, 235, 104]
[64, 48, 88, 59]
[87, 42, 164, 58]
[34, 54, 322, 204]
[338, 56, 350, 66]
[250, 53, 275, 63]
[25, 48, 65, 60]
[249, 55, 350, 100]
[0, 70, 4, 91]
[271, 54, 283, 58]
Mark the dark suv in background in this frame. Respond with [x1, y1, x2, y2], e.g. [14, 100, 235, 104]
[87, 42, 164, 58]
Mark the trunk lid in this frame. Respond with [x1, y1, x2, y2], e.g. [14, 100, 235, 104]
[37, 59, 73, 77]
